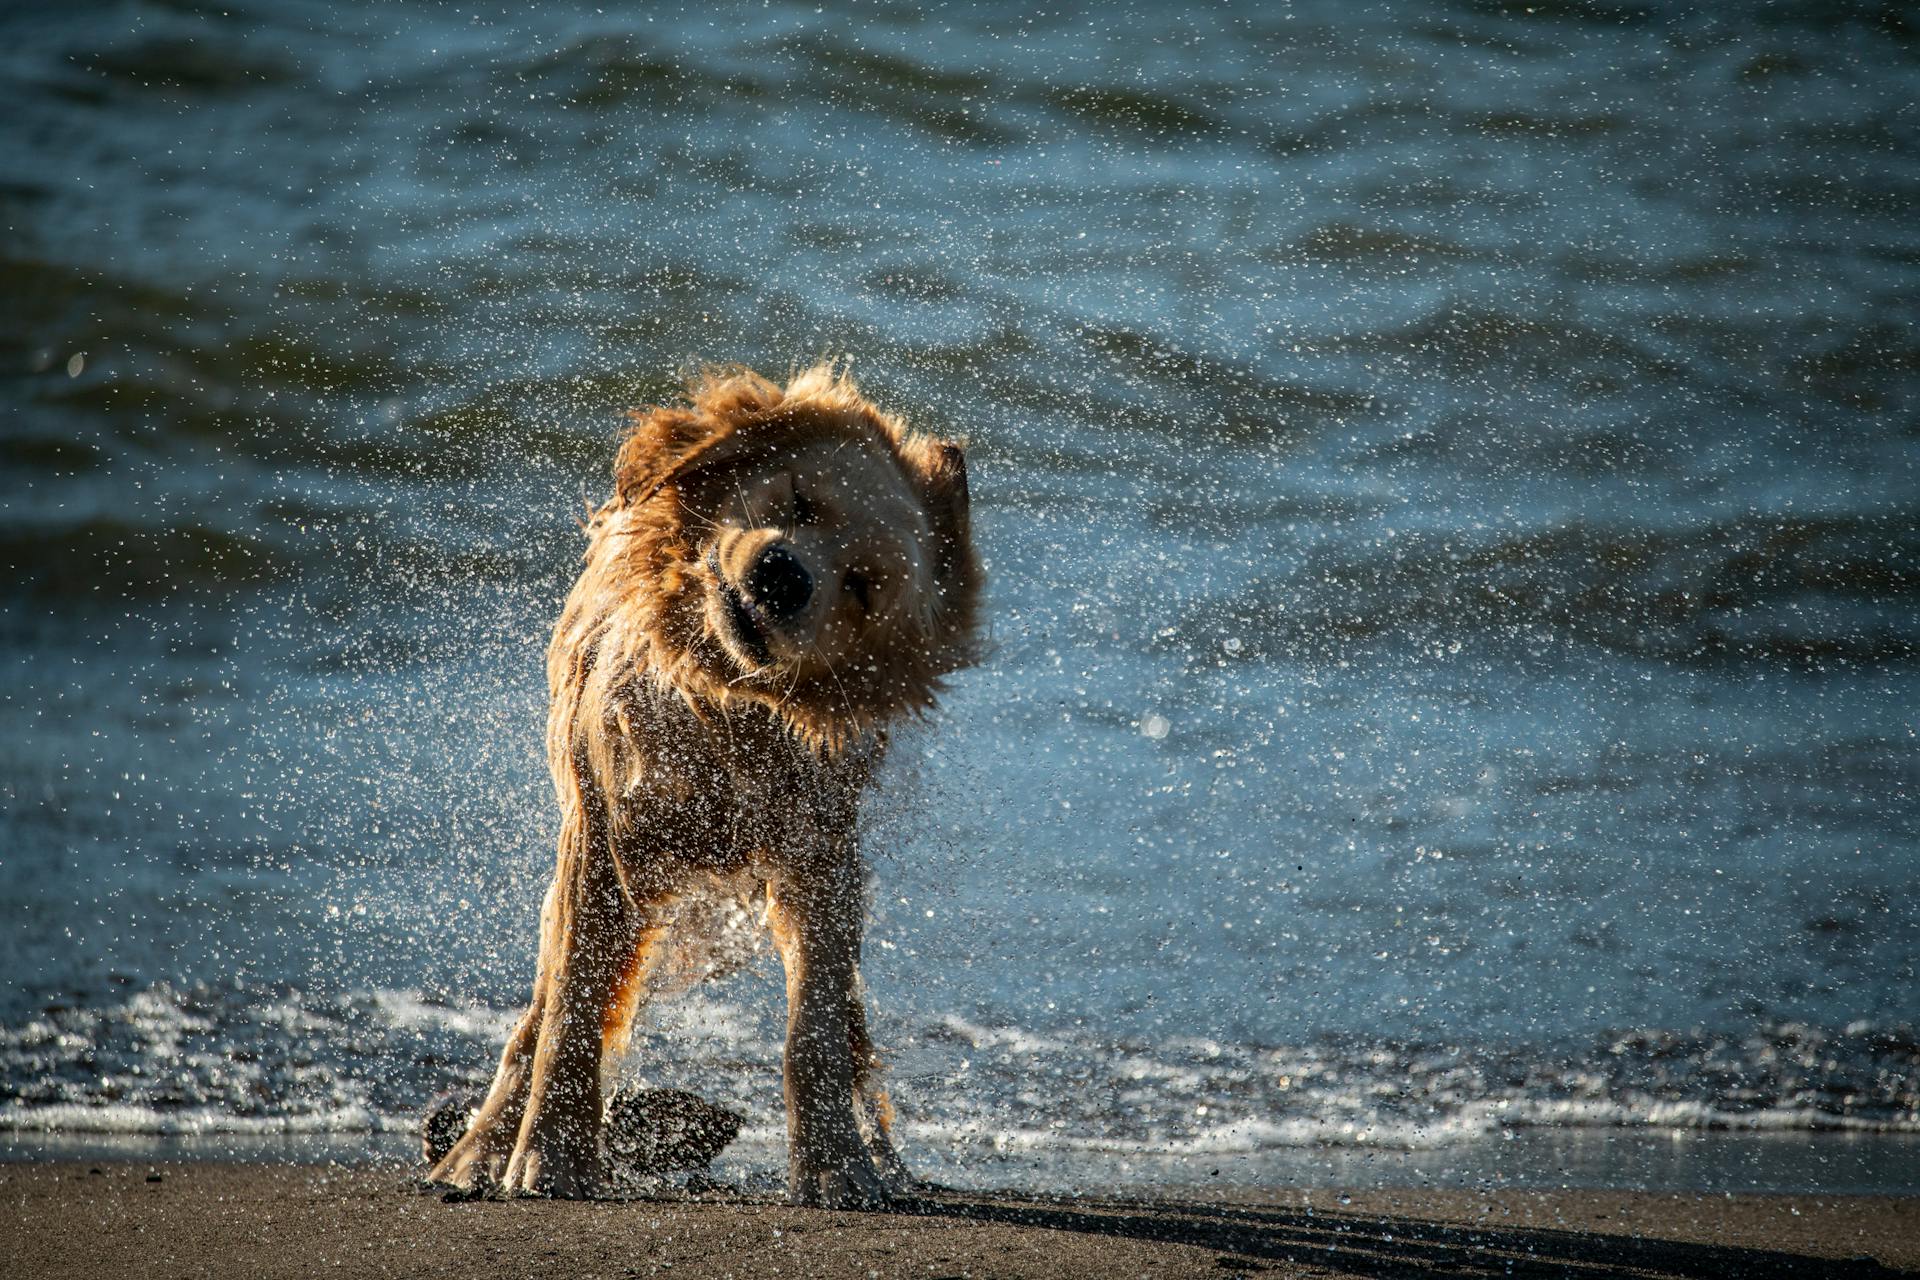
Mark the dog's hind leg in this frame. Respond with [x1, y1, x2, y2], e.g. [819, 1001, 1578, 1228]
[767, 855, 892, 1209]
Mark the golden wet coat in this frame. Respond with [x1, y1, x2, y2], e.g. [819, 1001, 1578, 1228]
[427, 365, 983, 1205]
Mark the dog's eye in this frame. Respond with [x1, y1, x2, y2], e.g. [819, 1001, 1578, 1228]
[842, 569, 871, 612]
[790, 489, 816, 526]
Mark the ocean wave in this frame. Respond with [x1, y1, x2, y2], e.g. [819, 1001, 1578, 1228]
[3, 985, 1913, 1149]
[1295, 303, 1686, 383]
[1155, 512, 1920, 666]
[0, 1103, 396, 1137]
[0, 518, 293, 601]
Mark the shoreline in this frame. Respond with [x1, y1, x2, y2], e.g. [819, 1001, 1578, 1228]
[2, 1161, 1914, 1279]
[8, 1127, 1920, 1198]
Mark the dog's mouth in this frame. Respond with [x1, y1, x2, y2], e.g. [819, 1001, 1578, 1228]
[708, 550, 773, 669]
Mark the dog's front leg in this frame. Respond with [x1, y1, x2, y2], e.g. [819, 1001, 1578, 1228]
[429, 874, 581, 1193]
[426, 978, 545, 1191]
[496, 823, 651, 1199]
[767, 856, 891, 1209]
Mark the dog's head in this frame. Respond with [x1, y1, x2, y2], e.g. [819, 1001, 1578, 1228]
[607, 364, 982, 748]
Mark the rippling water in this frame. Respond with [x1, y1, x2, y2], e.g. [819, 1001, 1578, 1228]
[2, 1, 1916, 1192]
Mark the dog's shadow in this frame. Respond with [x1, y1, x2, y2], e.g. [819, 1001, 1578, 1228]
[883, 1187, 1908, 1279]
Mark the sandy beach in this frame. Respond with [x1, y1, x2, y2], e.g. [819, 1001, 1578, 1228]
[2, 1162, 1913, 1279]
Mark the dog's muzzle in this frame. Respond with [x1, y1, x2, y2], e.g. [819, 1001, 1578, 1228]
[708, 548, 773, 667]
[743, 543, 812, 622]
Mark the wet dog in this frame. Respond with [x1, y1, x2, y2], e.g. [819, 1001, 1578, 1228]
[428, 365, 981, 1204]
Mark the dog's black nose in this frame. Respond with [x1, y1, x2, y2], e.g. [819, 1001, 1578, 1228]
[744, 543, 812, 621]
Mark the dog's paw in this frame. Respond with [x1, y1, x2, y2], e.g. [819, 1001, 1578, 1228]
[426, 1129, 508, 1195]
[876, 1165, 927, 1199]
[501, 1133, 603, 1199]
[788, 1155, 891, 1210]
[863, 1132, 917, 1196]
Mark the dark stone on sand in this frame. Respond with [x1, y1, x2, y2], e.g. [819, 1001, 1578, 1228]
[604, 1085, 744, 1174]
[418, 1085, 743, 1174]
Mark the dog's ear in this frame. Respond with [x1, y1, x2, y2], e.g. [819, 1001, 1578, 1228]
[904, 437, 975, 594]
[613, 405, 735, 506]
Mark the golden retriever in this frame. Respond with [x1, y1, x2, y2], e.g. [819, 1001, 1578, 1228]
[427, 364, 982, 1205]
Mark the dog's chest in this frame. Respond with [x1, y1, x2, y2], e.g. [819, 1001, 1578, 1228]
[610, 686, 874, 869]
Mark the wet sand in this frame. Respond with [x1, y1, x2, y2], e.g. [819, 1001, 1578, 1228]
[1, 1162, 1914, 1278]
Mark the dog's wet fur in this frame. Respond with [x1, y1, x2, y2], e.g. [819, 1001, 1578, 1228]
[426, 365, 981, 1205]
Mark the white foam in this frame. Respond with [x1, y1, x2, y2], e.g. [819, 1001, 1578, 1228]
[362, 989, 515, 1041]
[1508, 1096, 1920, 1134]
[933, 1014, 1068, 1055]
[0, 1103, 402, 1136]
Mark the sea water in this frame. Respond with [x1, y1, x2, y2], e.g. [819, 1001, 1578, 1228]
[1, 1, 1915, 1192]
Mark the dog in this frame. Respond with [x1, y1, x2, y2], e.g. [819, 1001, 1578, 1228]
[427, 364, 982, 1205]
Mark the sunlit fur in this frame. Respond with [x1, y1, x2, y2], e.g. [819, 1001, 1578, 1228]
[602, 362, 981, 750]
[427, 365, 981, 1205]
